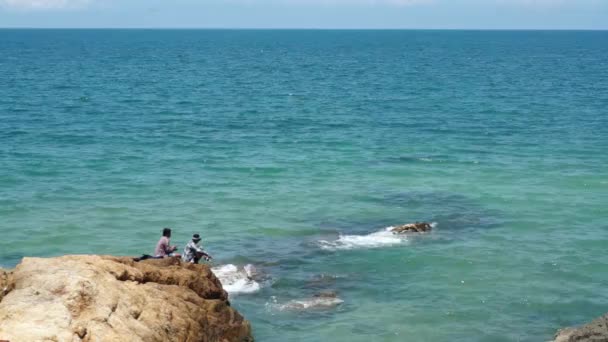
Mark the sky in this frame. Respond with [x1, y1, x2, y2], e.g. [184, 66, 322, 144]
[0, 0, 607, 29]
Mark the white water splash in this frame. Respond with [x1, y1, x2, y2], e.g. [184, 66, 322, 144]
[211, 264, 261, 295]
[317, 223, 436, 251]
[317, 227, 407, 250]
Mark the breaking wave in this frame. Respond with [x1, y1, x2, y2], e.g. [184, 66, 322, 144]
[211, 264, 261, 295]
[317, 227, 407, 251]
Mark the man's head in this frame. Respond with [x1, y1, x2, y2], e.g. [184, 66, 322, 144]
[162, 228, 172, 238]
[192, 233, 201, 243]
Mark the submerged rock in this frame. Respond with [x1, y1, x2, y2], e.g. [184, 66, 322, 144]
[273, 290, 344, 311]
[0, 255, 253, 342]
[390, 222, 433, 234]
[313, 290, 338, 298]
[281, 297, 343, 311]
[553, 313, 608, 342]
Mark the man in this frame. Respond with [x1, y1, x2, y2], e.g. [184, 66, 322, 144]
[155, 227, 179, 258]
[182, 233, 212, 264]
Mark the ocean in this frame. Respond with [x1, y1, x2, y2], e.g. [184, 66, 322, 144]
[1, 29, 607, 341]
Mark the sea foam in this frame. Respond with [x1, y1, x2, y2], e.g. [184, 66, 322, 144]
[211, 264, 261, 295]
[317, 227, 407, 251]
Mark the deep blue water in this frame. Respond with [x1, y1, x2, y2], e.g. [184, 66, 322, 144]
[1, 29, 607, 341]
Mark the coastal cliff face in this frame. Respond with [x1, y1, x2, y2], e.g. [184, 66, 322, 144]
[553, 314, 608, 342]
[0, 255, 253, 342]
[0, 269, 12, 302]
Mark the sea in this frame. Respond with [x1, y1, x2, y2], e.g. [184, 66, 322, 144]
[1, 29, 607, 341]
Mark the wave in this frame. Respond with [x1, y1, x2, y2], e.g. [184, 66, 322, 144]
[211, 264, 261, 295]
[317, 227, 407, 251]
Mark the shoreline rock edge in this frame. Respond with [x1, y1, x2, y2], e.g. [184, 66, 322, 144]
[553, 314, 608, 342]
[0, 255, 253, 342]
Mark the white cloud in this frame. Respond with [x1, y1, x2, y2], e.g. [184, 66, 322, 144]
[0, 0, 91, 10]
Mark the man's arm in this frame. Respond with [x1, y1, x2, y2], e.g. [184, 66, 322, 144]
[194, 245, 212, 260]
[200, 251, 212, 260]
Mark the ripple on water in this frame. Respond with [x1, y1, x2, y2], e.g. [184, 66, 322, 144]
[2, 30, 607, 342]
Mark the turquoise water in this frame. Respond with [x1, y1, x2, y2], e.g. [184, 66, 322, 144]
[1, 29, 607, 341]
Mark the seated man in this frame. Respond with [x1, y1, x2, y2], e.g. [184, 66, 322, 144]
[182, 233, 212, 264]
[155, 227, 180, 258]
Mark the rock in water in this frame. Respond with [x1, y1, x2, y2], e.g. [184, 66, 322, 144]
[553, 314, 608, 342]
[0, 255, 253, 342]
[276, 292, 344, 311]
[312, 290, 338, 298]
[391, 222, 433, 234]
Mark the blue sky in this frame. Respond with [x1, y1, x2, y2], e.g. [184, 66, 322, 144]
[0, 0, 607, 29]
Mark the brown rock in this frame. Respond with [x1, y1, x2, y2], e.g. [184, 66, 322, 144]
[0, 255, 253, 342]
[0, 269, 11, 303]
[553, 314, 608, 342]
[391, 222, 433, 234]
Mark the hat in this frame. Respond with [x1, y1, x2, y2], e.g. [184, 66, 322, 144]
[192, 234, 201, 242]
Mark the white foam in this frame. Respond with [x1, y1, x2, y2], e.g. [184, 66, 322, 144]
[267, 296, 344, 312]
[317, 227, 407, 251]
[211, 264, 261, 295]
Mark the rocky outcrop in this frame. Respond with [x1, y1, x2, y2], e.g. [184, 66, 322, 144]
[553, 314, 608, 342]
[0, 269, 12, 302]
[0, 255, 253, 342]
[391, 222, 433, 234]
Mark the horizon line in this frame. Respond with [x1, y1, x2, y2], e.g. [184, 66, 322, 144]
[1, 27, 607, 31]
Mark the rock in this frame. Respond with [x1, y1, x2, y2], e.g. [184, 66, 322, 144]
[276, 292, 344, 311]
[391, 222, 433, 234]
[553, 314, 608, 342]
[312, 290, 338, 298]
[0, 255, 253, 342]
[0, 269, 12, 302]
[211, 264, 262, 295]
[553, 328, 577, 342]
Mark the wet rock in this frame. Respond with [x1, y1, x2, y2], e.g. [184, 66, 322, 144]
[0, 255, 253, 342]
[390, 222, 433, 234]
[243, 264, 262, 281]
[277, 291, 344, 311]
[553, 314, 608, 342]
[313, 290, 338, 298]
[212, 264, 262, 295]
